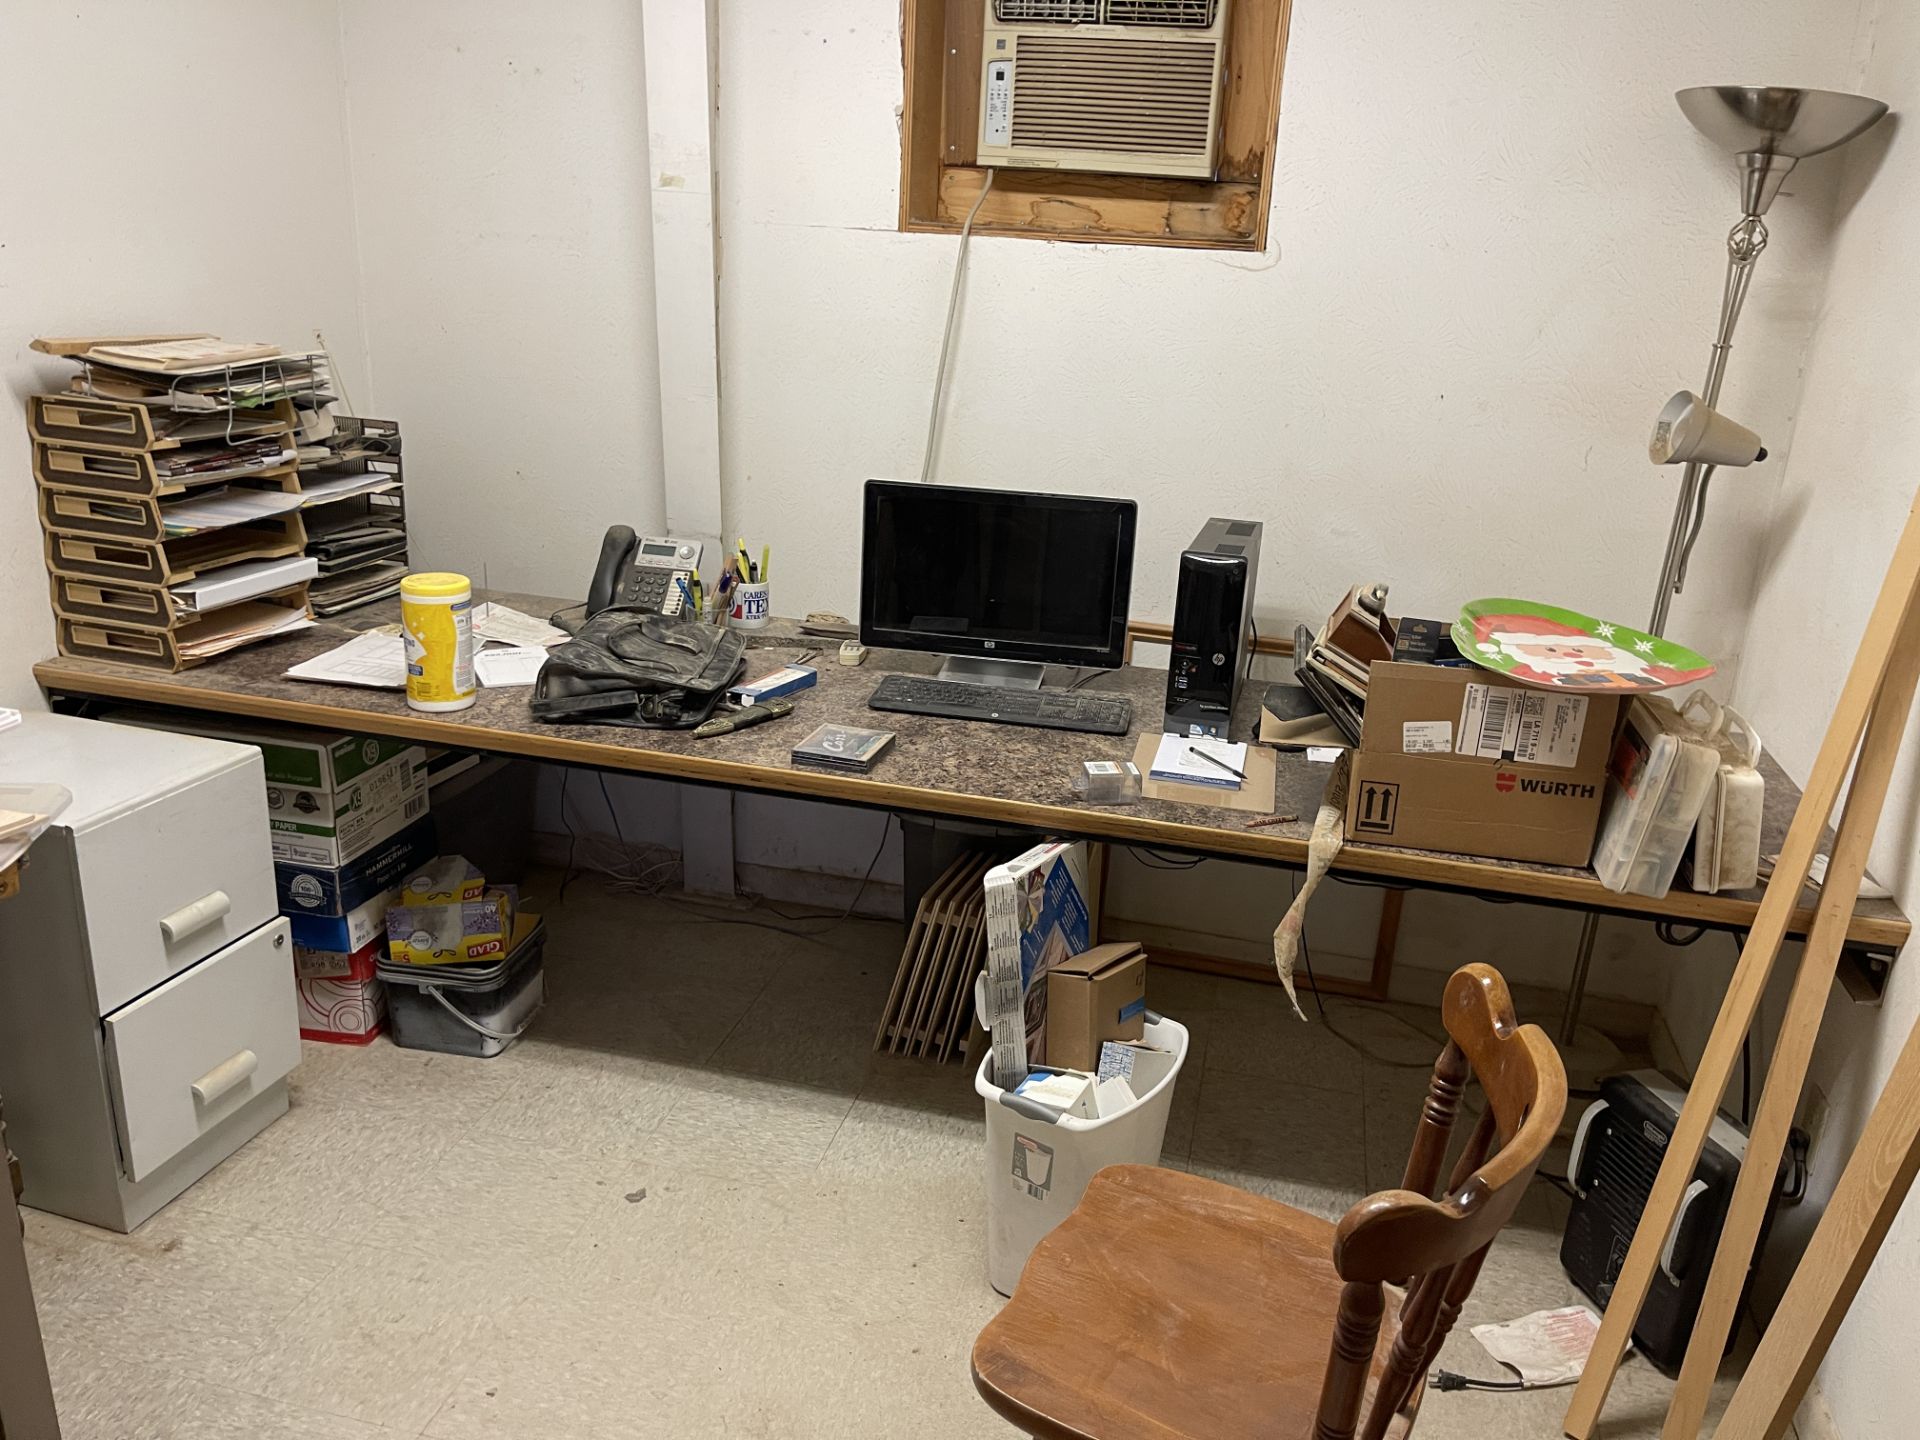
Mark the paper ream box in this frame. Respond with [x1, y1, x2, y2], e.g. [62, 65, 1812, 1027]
[286, 887, 395, 954]
[275, 816, 435, 917]
[292, 936, 386, 1043]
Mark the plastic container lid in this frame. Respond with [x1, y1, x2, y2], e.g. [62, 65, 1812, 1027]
[400, 572, 471, 599]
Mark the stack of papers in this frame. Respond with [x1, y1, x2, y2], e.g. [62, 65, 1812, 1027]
[161, 485, 307, 537]
[286, 631, 407, 688]
[176, 602, 312, 661]
[472, 602, 567, 648]
[1149, 734, 1248, 790]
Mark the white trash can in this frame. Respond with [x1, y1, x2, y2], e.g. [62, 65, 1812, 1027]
[975, 1012, 1190, 1296]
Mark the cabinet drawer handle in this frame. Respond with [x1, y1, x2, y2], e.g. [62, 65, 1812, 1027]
[159, 890, 230, 945]
[190, 1049, 258, 1106]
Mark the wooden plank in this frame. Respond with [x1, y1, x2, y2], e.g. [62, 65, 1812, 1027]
[1219, 0, 1291, 186]
[903, 0, 1289, 251]
[1563, 484, 1920, 1439]
[942, 0, 984, 168]
[1367, 887, 1404, 1000]
[29, 657, 1912, 953]
[1125, 619, 1294, 657]
[1659, 592, 1920, 1440]
[928, 166, 1262, 248]
[1715, 1009, 1920, 1440]
[898, 0, 949, 231]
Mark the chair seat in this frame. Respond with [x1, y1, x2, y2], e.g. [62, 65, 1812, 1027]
[972, 1165, 1408, 1440]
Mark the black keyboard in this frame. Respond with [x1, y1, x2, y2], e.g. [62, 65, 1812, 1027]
[867, 674, 1133, 735]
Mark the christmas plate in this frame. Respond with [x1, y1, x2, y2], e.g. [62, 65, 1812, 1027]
[1452, 598, 1715, 693]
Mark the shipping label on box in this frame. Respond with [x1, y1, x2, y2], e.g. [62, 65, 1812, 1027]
[984, 841, 1092, 1085]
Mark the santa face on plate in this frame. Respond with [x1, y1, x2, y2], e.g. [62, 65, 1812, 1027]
[1465, 611, 1712, 691]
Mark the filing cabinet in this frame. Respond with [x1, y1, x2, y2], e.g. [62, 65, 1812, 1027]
[0, 714, 299, 1231]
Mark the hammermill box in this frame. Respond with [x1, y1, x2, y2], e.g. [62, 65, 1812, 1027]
[1346, 661, 1621, 866]
[115, 713, 429, 867]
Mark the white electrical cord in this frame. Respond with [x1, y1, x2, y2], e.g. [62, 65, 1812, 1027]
[919, 167, 997, 483]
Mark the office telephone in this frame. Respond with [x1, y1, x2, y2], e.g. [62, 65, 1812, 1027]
[586, 526, 705, 618]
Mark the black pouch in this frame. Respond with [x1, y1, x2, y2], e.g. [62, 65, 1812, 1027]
[530, 608, 747, 729]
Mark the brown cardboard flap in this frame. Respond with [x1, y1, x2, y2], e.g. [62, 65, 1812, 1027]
[1049, 941, 1146, 980]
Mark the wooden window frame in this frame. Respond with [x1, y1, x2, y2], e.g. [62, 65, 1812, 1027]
[899, 0, 1293, 251]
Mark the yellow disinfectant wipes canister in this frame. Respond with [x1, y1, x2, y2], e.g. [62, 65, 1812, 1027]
[400, 572, 476, 712]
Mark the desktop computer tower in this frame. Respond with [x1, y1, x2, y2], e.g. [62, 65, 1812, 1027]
[1164, 519, 1262, 739]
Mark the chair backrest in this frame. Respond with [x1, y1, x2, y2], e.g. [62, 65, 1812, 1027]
[1311, 963, 1567, 1440]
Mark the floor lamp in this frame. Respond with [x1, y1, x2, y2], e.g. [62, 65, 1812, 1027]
[1647, 86, 1888, 637]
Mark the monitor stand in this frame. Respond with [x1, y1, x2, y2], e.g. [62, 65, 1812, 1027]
[937, 655, 1045, 690]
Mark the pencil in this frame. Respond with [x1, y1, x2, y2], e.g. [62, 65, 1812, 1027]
[1187, 745, 1247, 781]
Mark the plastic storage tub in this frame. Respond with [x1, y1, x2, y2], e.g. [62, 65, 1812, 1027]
[975, 1012, 1189, 1296]
[376, 918, 546, 1058]
[1593, 697, 1720, 898]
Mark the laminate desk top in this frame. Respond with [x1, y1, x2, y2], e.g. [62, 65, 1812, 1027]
[33, 593, 1909, 960]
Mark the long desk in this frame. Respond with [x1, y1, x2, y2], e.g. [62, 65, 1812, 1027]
[34, 594, 1909, 1012]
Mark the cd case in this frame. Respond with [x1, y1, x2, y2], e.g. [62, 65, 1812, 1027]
[791, 723, 896, 772]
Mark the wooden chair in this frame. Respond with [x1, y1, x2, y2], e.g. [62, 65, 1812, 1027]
[971, 963, 1567, 1440]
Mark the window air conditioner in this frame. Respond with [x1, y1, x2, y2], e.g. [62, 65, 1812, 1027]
[977, 0, 1232, 180]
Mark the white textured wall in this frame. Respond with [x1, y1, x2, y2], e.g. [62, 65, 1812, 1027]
[714, 0, 1866, 688]
[335, 0, 667, 599]
[0, 0, 370, 709]
[1701, 2, 1920, 1428]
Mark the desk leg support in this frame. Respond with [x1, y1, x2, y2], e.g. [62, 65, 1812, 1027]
[680, 789, 736, 898]
[1559, 911, 1601, 1047]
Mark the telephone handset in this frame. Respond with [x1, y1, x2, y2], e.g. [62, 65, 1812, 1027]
[585, 526, 705, 618]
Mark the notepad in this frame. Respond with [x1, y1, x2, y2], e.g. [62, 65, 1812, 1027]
[1148, 734, 1248, 790]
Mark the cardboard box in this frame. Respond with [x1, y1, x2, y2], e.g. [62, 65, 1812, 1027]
[983, 840, 1093, 1083]
[1045, 941, 1147, 1071]
[292, 936, 386, 1044]
[276, 816, 436, 916]
[1346, 661, 1621, 867]
[286, 887, 395, 954]
[114, 712, 428, 867]
[1098, 1039, 1178, 1096]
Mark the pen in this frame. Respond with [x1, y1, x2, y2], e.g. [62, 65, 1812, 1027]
[1188, 745, 1247, 781]
[676, 576, 697, 615]
[738, 537, 753, 580]
[760, 544, 770, 584]
[690, 568, 703, 616]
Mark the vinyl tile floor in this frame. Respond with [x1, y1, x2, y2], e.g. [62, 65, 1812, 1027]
[24, 881, 1779, 1439]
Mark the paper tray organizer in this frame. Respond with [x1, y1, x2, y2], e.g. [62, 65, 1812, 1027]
[28, 389, 315, 672]
[55, 591, 311, 671]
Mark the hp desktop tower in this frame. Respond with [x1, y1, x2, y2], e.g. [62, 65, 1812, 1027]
[1164, 519, 1262, 739]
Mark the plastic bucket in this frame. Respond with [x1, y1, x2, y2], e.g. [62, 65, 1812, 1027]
[975, 1012, 1189, 1295]
[377, 919, 546, 1059]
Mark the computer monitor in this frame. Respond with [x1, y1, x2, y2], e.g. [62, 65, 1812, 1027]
[860, 480, 1137, 685]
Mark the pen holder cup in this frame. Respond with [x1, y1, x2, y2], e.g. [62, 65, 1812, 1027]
[730, 581, 771, 631]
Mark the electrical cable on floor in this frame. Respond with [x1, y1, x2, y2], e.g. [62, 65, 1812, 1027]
[1289, 873, 1440, 1071]
[1430, 1370, 1577, 1394]
[919, 167, 996, 484]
